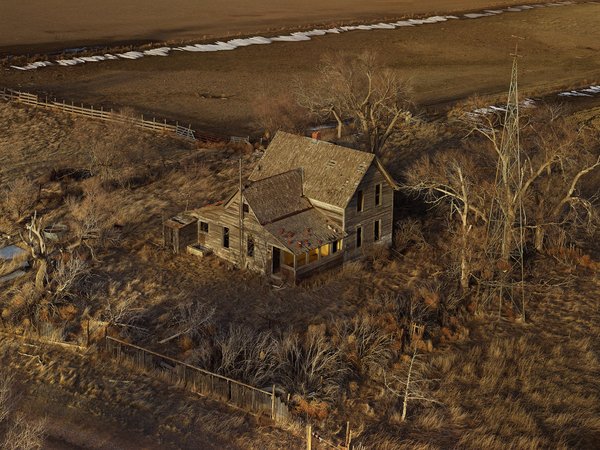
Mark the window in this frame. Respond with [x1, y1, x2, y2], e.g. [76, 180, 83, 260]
[374, 220, 381, 241]
[222, 227, 230, 248]
[320, 244, 330, 258]
[356, 190, 364, 212]
[332, 239, 343, 254]
[199, 221, 209, 233]
[375, 184, 382, 206]
[247, 235, 254, 257]
[243, 203, 249, 214]
[356, 226, 363, 248]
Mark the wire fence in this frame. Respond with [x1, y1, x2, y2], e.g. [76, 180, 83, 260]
[0, 87, 225, 143]
[104, 336, 290, 423]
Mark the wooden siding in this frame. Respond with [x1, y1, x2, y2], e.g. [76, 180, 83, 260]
[164, 221, 196, 254]
[343, 162, 394, 261]
[195, 196, 279, 275]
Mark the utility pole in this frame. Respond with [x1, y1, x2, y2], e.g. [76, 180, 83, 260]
[238, 156, 245, 269]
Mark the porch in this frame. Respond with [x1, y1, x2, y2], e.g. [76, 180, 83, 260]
[271, 240, 344, 282]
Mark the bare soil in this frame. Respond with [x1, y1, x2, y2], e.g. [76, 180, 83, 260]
[2, 2, 599, 136]
[1, 0, 559, 55]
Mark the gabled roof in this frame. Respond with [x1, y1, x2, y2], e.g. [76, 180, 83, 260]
[249, 132, 378, 209]
[243, 169, 311, 225]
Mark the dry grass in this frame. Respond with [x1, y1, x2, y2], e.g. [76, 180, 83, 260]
[0, 337, 304, 449]
[1, 96, 599, 449]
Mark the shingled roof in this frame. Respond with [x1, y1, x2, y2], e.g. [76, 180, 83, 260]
[265, 208, 345, 254]
[249, 132, 378, 209]
[243, 169, 311, 225]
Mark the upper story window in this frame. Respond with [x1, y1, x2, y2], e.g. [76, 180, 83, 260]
[357, 190, 364, 212]
[199, 221, 209, 233]
[243, 203, 249, 214]
[375, 184, 382, 206]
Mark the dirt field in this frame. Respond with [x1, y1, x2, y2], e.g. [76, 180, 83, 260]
[2, 2, 599, 135]
[1, 0, 560, 55]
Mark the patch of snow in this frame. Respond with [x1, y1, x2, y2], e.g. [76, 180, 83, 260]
[465, 13, 494, 18]
[117, 51, 144, 59]
[143, 47, 171, 56]
[271, 35, 310, 42]
[0, 245, 27, 260]
[11, 61, 53, 70]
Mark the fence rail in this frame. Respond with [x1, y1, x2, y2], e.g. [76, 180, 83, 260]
[105, 336, 290, 423]
[0, 87, 225, 143]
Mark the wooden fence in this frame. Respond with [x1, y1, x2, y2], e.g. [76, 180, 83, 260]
[0, 87, 225, 143]
[105, 336, 290, 423]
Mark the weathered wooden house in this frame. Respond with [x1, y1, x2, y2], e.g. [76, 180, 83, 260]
[164, 132, 397, 282]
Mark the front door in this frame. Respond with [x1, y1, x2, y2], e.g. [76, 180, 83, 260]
[272, 247, 281, 274]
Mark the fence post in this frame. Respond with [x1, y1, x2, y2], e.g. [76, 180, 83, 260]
[306, 424, 312, 450]
[271, 385, 276, 420]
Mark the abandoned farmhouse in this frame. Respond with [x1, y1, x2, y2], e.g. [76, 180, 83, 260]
[164, 132, 398, 282]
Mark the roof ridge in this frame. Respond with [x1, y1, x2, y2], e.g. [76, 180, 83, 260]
[246, 166, 302, 186]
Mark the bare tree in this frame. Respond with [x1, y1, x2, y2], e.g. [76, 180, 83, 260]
[384, 350, 442, 421]
[102, 294, 145, 336]
[159, 299, 215, 344]
[19, 212, 52, 292]
[67, 181, 122, 258]
[0, 178, 39, 226]
[81, 120, 146, 186]
[405, 149, 490, 290]
[297, 51, 412, 153]
[50, 257, 89, 302]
